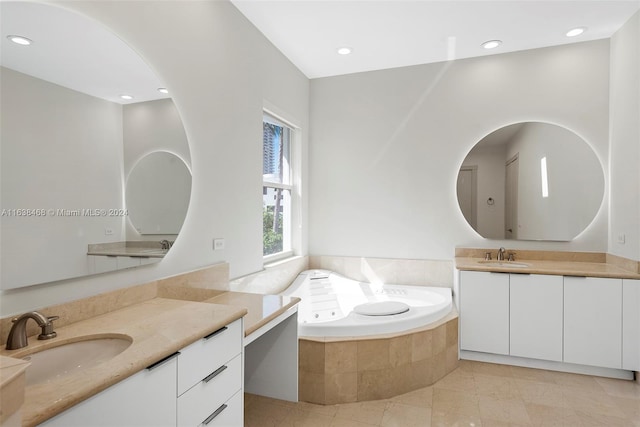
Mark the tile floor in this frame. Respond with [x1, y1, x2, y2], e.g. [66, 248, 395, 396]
[244, 360, 640, 426]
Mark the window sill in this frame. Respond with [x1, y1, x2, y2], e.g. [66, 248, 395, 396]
[263, 251, 297, 267]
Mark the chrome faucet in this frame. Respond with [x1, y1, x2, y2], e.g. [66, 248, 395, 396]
[5, 312, 59, 350]
[497, 247, 506, 261]
[160, 240, 172, 250]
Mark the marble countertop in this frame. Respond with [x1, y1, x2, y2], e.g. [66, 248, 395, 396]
[205, 291, 301, 336]
[87, 247, 168, 258]
[455, 257, 640, 279]
[0, 355, 30, 424]
[0, 298, 247, 427]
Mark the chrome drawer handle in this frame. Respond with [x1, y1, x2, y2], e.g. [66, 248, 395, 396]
[146, 351, 180, 371]
[203, 404, 227, 425]
[203, 365, 227, 383]
[204, 326, 227, 340]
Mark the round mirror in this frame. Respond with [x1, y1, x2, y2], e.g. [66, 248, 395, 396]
[457, 122, 604, 241]
[126, 152, 192, 235]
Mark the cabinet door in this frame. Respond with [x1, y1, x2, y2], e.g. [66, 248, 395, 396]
[42, 355, 177, 427]
[460, 271, 510, 355]
[510, 274, 563, 361]
[564, 276, 622, 369]
[623, 279, 640, 370]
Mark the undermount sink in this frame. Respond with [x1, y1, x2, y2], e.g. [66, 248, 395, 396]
[477, 260, 531, 268]
[20, 336, 132, 386]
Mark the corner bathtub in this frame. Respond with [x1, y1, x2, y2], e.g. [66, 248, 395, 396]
[282, 269, 452, 337]
[284, 269, 458, 404]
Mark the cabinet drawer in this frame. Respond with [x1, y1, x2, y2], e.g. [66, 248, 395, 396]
[177, 354, 242, 427]
[203, 390, 243, 427]
[177, 319, 242, 395]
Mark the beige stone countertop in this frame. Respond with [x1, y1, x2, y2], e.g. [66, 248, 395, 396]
[455, 257, 640, 279]
[87, 247, 168, 258]
[0, 298, 246, 427]
[205, 291, 301, 336]
[1, 355, 30, 424]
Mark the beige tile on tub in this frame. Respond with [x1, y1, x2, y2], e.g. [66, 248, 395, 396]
[357, 339, 390, 371]
[325, 372, 358, 405]
[325, 341, 357, 374]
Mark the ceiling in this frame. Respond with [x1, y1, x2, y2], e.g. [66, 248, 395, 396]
[0, 1, 168, 104]
[231, 0, 640, 79]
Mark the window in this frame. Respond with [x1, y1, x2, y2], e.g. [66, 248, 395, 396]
[263, 113, 293, 258]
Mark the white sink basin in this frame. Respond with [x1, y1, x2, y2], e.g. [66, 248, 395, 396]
[20, 336, 132, 386]
[477, 260, 531, 268]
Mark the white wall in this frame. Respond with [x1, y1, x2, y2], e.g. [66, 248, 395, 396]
[309, 40, 610, 260]
[609, 11, 640, 261]
[0, 67, 124, 289]
[0, 0, 309, 316]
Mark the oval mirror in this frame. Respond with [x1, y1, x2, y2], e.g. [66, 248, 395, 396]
[0, 1, 191, 289]
[126, 152, 192, 235]
[456, 122, 604, 241]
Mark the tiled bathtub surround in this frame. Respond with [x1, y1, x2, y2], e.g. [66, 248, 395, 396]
[299, 310, 459, 405]
[308, 256, 453, 288]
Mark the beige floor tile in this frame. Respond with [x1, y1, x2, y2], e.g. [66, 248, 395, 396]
[296, 401, 340, 417]
[509, 366, 558, 384]
[330, 418, 379, 427]
[457, 359, 476, 374]
[524, 403, 581, 427]
[433, 369, 477, 393]
[474, 373, 522, 400]
[573, 410, 632, 427]
[334, 400, 387, 425]
[561, 387, 628, 419]
[381, 402, 431, 427]
[595, 376, 640, 399]
[244, 400, 294, 426]
[610, 395, 640, 421]
[480, 419, 532, 427]
[471, 361, 514, 378]
[432, 388, 481, 416]
[514, 379, 567, 408]
[279, 408, 335, 427]
[431, 410, 483, 427]
[478, 395, 531, 425]
[549, 371, 606, 393]
[389, 386, 433, 408]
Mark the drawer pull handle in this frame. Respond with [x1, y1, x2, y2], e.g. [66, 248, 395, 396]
[203, 404, 227, 425]
[146, 351, 180, 371]
[204, 326, 228, 340]
[203, 365, 227, 383]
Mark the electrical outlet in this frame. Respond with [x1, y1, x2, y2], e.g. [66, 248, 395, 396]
[105, 227, 114, 236]
[617, 233, 626, 244]
[213, 238, 225, 251]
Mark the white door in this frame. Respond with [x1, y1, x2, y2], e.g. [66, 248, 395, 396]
[505, 155, 518, 239]
[457, 166, 477, 230]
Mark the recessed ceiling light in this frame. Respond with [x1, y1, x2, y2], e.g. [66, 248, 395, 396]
[566, 27, 586, 37]
[120, 94, 134, 100]
[7, 35, 32, 46]
[337, 47, 352, 55]
[481, 40, 502, 50]
[157, 88, 169, 94]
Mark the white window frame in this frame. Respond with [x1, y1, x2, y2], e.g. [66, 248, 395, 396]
[262, 110, 300, 263]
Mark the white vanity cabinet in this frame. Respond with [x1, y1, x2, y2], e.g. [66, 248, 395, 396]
[564, 276, 622, 369]
[177, 319, 243, 427]
[40, 318, 244, 427]
[459, 271, 509, 355]
[510, 274, 563, 361]
[41, 353, 178, 427]
[623, 279, 640, 370]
